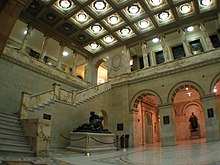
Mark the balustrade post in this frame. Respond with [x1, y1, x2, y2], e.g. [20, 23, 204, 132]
[20, 90, 32, 120]
[178, 28, 193, 57]
[53, 83, 61, 100]
[40, 35, 49, 62]
[159, 35, 171, 63]
[141, 42, 150, 68]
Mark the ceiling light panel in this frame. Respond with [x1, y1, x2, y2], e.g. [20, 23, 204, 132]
[116, 26, 136, 40]
[134, 18, 155, 32]
[86, 23, 107, 38]
[53, 0, 75, 15]
[154, 10, 175, 26]
[88, 0, 113, 17]
[84, 42, 103, 53]
[177, 2, 195, 18]
[144, 0, 168, 11]
[70, 10, 93, 28]
[122, 2, 145, 20]
[100, 35, 118, 46]
[198, 0, 216, 13]
[102, 13, 126, 30]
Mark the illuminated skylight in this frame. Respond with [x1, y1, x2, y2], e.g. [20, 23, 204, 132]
[120, 28, 131, 35]
[200, 0, 212, 6]
[91, 24, 102, 33]
[104, 35, 114, 43]
[158, 11, 170, 21]
[58, 0, 72, 9]
[93, 0, 107, 11]
[127, 4, 140, 15]
[76, 11, 88, 22]
[138, 19, 149, 29]
[150, 0, 163, 6]
[90, 42, 98, 49]
[179, 4, 191, 14]
[108, 15, 119, 24]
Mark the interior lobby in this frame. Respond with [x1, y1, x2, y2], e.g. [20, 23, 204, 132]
[0, 0, 220, 164]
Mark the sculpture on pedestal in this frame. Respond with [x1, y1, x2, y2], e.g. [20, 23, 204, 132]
[73, 111, 110, 133]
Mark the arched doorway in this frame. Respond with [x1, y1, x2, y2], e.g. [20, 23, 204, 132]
[95, 59, 108, 85]
[131, 92, 161, 147]
[98, 110, 109, 130]
[172, 84, 206, 142]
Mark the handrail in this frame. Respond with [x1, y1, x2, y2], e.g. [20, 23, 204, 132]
[31, 89, 54, 98]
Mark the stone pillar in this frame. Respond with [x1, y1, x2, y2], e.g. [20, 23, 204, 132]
[40, 35, 49, 62]
[20, 91, 32, 120]
[159, 35, 171, 63]
[159, 103, 175, 146]
[199, 23, 214, 51]
[178, 29, 193, 57]
[84, 57, 93, 84]
[123, 45, 132, 73]
[53, 83, 61, 100]
[56, 43, 64, 69]
[0, 0, 32, 55]
[71, 50, 78, 76]
[150, 52, 156, 66]
[22, 118, 52, 156]
[141, 42, 149, 68]
[20, 25, 33, 53]
[201, 94, 220, 142]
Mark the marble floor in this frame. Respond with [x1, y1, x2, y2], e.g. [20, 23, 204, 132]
[1, 139, 220, 165]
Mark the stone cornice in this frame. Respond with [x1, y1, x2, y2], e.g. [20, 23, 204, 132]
[1, 47, 90, 90]
[111, 49, 220, 88]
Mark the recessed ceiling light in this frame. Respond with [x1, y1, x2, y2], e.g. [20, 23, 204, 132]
[150, 0, 163, 6]
[104, 36, 114, 43]
[158, 11, 170, 21]
[200, 0, 212, 6]
[120, 28, 131, 35]
[152, 38, 159, 43]
[91, 24, 102, 33]
[179, 4, 191, 14]
[90, 42, 98, 49]
[138, 19, 149, 29]
[76, 11, 88, 22]
[127, 4, 140, 15]
[62, 51, 69, 56]
[93, 0, 107, 11]
[108, 15, 119, 25]
[187, 26, 194, 32]
[58, 0, 72, 9]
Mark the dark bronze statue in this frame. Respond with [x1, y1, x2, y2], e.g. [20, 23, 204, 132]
[189, 112, 198, 132]
[73, 111, 110, 133]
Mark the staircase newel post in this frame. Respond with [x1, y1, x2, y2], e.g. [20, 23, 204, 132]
[71, 90, 76, 104]
[53, 83, 61, 101]
[20, 90, 31, 120]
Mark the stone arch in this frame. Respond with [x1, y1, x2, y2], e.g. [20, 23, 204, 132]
[167, 81, 205, 103]
[210, 73, 220, 94]
[129, 89, 162, 112]
[94, 58, 108, 85]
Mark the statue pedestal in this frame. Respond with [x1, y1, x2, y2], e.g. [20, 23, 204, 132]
[66, 132, 116, 153]
[190, 130, 200, 139]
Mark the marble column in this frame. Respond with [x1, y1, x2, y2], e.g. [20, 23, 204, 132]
[159, 35, 171, 63]
[141, 42, 149, 68]
[0, 0, 32, 55]
[84, 57, 93, 84]
[178, 29, 193, 57]
[199, 23, 214, 51]
[150, 51, 156, 67]
[123, 45, 132, 73]
[159, 103, 175, 146]
[201, 94, 220, 142]
[20, 25, 33, 53]
[40, 35, 49, 62]
[71, 50, 78, 76]
[56, 43, 64, 69]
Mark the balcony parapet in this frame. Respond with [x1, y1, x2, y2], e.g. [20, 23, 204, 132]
[111, 49, 220, 88]
[2, 46, 90, 90]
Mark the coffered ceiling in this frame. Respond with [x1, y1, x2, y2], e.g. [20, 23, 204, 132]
[20, 0, 219, 57]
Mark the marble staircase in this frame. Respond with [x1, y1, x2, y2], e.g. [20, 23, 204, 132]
[0, 112, 34, 156]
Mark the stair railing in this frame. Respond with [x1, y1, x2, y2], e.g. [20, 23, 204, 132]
[20, 81, 111, 119]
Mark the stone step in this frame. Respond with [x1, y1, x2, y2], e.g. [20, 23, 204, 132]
[0, 112, 20, 121]
[0, 124, 24, 133]
[0, 141, 32, 150]
[0, 147, 34, 156]
[0, 125, 24, 135]
[0, 137, 29, 145]
[0, 132, 28, 142]
[0, 119, 21, 127]
[0, 128, 25, 136]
